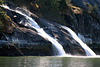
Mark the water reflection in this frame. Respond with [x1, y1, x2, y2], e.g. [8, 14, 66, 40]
[67, 58, 93, 67]
[0, 56, 100, 67]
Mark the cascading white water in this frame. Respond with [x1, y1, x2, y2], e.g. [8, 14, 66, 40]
[1, 5, 96, 56]
[61, 26, 96, 56]
[0, 5, 67, 56]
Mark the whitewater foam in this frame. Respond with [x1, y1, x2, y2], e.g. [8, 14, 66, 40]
[0, 5, 67, 56]
[61, 26, 96, 56]
[0, 5, 97, 56]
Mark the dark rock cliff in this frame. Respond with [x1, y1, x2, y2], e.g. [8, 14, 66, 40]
[65, 0, 100, 46]
[0, 7, 86, 56]
[6, 0, 100, 46]
[0, 0, 100, 56]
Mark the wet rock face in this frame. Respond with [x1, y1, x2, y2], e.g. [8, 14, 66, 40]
[0, 8, 53, 56]
[0, 7, 86, 56]
[33, 18, 86, 56]
[64, 0, 100, 47]
[0, 43, 53, 56]
[0, 23, 53, 56]
[5, 0, 100, 47]
[2, 0, 100, 56]
[65, 13, 100, 48]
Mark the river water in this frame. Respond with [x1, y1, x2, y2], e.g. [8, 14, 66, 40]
[0, 56, 100, 67]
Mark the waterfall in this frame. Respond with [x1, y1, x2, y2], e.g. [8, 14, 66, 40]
[61, 26, 96, 56]
[0, 5, 67, 56]
[0, 5, 96, 56]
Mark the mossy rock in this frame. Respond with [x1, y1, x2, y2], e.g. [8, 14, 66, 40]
[7, 0, 67, 25]
[0, 7, 13, 33]
[0, 0, 4, 4]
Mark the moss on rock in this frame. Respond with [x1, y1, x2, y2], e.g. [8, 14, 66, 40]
[7, 0, 68, 25]
[0, 7, 13, 33]
[0, 0, 4, 4]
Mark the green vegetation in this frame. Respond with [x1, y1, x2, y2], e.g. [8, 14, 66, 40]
[86, 3, 94, 13]
[6, 0, 87, 25]
[8, 0, 74, 25]
[59, 0, 69, 12]
[86, 3, 98, 14]
[38, 0, 65, 24]
[0, 7, 13, 33]
[37, 0, 82, 24]
[1, 0, 99, 26]
[85, 3, 100, 24]
[0, 0, 85, 27]
[0, 0, 4, 4]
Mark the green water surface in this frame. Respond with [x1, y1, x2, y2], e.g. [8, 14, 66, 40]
[0, 56, 100, 67]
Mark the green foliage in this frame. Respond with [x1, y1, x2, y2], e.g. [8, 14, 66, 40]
[8, 0, 72, 25]
[0, 7, 11, 21]
[9, 0, 67, 25]
[66, 0, 71, 3]
[86, 3, 98, 14]
[86, 3, 93, 13]
[0, 8, 5, 31]
[0, 21, 3, 29]
[0, 7, 12, 33]
[92, 4, 99, 14]
[59, 0, 72, 14]
[59, 0, 68, 10]
[85, 3, 100, 24]
[38, 0, 67, 25]
[0, 0, 4, 4]
[38, 0, 60, 17]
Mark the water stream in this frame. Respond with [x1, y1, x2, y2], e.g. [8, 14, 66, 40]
[61, 26, 96, 56]
[0, 5, 96, 56]
[0, 5, 66, 56]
